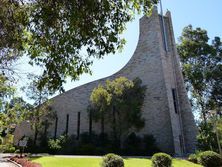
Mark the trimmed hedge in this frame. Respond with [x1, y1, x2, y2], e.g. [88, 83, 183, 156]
[199, 151, 222, 167]
[101, 153, 124, 167]
[151, 153, 172, 167]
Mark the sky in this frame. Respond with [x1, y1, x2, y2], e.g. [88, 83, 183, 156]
[16, 0, 222, 99]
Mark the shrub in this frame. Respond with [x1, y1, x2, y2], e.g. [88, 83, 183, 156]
[48, 135, 76, 154]
[48, 138, 62, 153]
[0, 144, 16, 153]
[76, 144, 97, 155]
[188, 153, 198, 164]
[0, 136, 3, 145]
[151, 153, 172, 167]
[59, 135, 77, 154]
[123, 132, 142, 155]
[122, 133, 159, 156]
[198, 151, 222, 167]
[101, 153, 124, 167]
[143, 134, 159, 155]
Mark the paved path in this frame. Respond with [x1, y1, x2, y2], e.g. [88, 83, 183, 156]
[0, 154, 18, 167]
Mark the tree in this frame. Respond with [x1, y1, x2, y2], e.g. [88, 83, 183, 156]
[0, 0, 28, 78]
[0, 97, 32, 138]
[178, 25, 222, 153]
[0, 74, 19, 136]
[0, 75, 15, 112]
[90, 85, 112, 135]
[197, 116, 222, 153]
[1, 0, 158, 91]
[177, 25, 222, 123]
[197, 121, 218, 151]
[89, 77, 146, 147]
[209, 37, 222, 113]
[22, 75, 56, 145]
[3, 97, 32, 125]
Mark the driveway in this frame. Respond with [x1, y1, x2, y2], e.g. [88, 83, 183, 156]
[0, 154, 18, 167]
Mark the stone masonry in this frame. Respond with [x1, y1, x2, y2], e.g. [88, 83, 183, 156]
[48, 7, 197, 156]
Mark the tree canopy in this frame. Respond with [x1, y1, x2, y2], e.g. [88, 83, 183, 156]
[89, 77, 146, 146]
[1, 0, 158, 92]
[178, 25, 222, 153]
[177, 25, 222, 122]
[22, 74, 56, 145]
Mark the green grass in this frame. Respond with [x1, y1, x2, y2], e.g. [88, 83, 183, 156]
[31, 156, 202, 167]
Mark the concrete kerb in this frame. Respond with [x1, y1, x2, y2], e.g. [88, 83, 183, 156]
[8, 159, 22, 167]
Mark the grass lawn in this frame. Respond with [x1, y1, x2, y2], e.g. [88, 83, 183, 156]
[31, 156, 202, 167]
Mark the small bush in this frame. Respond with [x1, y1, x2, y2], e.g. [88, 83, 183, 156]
[199, 151, 222, 167]
[151, 153, 172, 167]
[143, 134, 160, 155]
[101, 153, 124, 167]
[0, 144, 16, 153]
[188, 153, 198, 164]
[48, 138, 62, 153]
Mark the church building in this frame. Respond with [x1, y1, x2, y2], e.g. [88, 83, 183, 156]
[47, 7, 197, 156]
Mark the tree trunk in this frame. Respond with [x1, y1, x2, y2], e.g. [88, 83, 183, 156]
[34, 125, 38, 146]
[101, 113, 104, 135]
[112, 106, 118, 147]
[202, 109, 207, 125]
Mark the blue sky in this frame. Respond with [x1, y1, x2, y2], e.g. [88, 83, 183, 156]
[16, 0, 222, 98]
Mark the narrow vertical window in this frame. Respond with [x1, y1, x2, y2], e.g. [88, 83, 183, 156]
[89, 109, 92, 136]
[172, 88, 178, 114]
[179, 135, 184, 153]
[54, 117, 58, 139]
[77, 112, 80, 140]
[65, 114, 69, 135]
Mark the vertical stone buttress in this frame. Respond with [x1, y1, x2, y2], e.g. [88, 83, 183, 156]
[156, 9, 197, 155]
[164, 11, 198, 154]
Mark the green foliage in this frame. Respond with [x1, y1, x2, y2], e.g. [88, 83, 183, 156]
[198, 151, 222, 167]
[188, 154, 199, 164]
[0, 134, 16, 153]
[48, 138, 62, 153]
[44, 132, 159, 155]
[0, 75, 15, 111]
[0, 75, 32, 137]
[143, 134, 160, 155]
[151, 153, 172, 167]
[0, 136, 3, 145]
[47, 135, 77, 155]
[123, 132, 141, 155]
[197, 121, 219, 152]
[89, 77, 146, 147]
[1, 0, 158, 92]
[22, 74, 56, 145]
[122, 133, 159, 155]
[0, 144, 16, 153]
[177, 25, 222, 122]
[101, 153, 124, 167]
[0, 1, 28, 78]
[76, 144, 98, 155]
